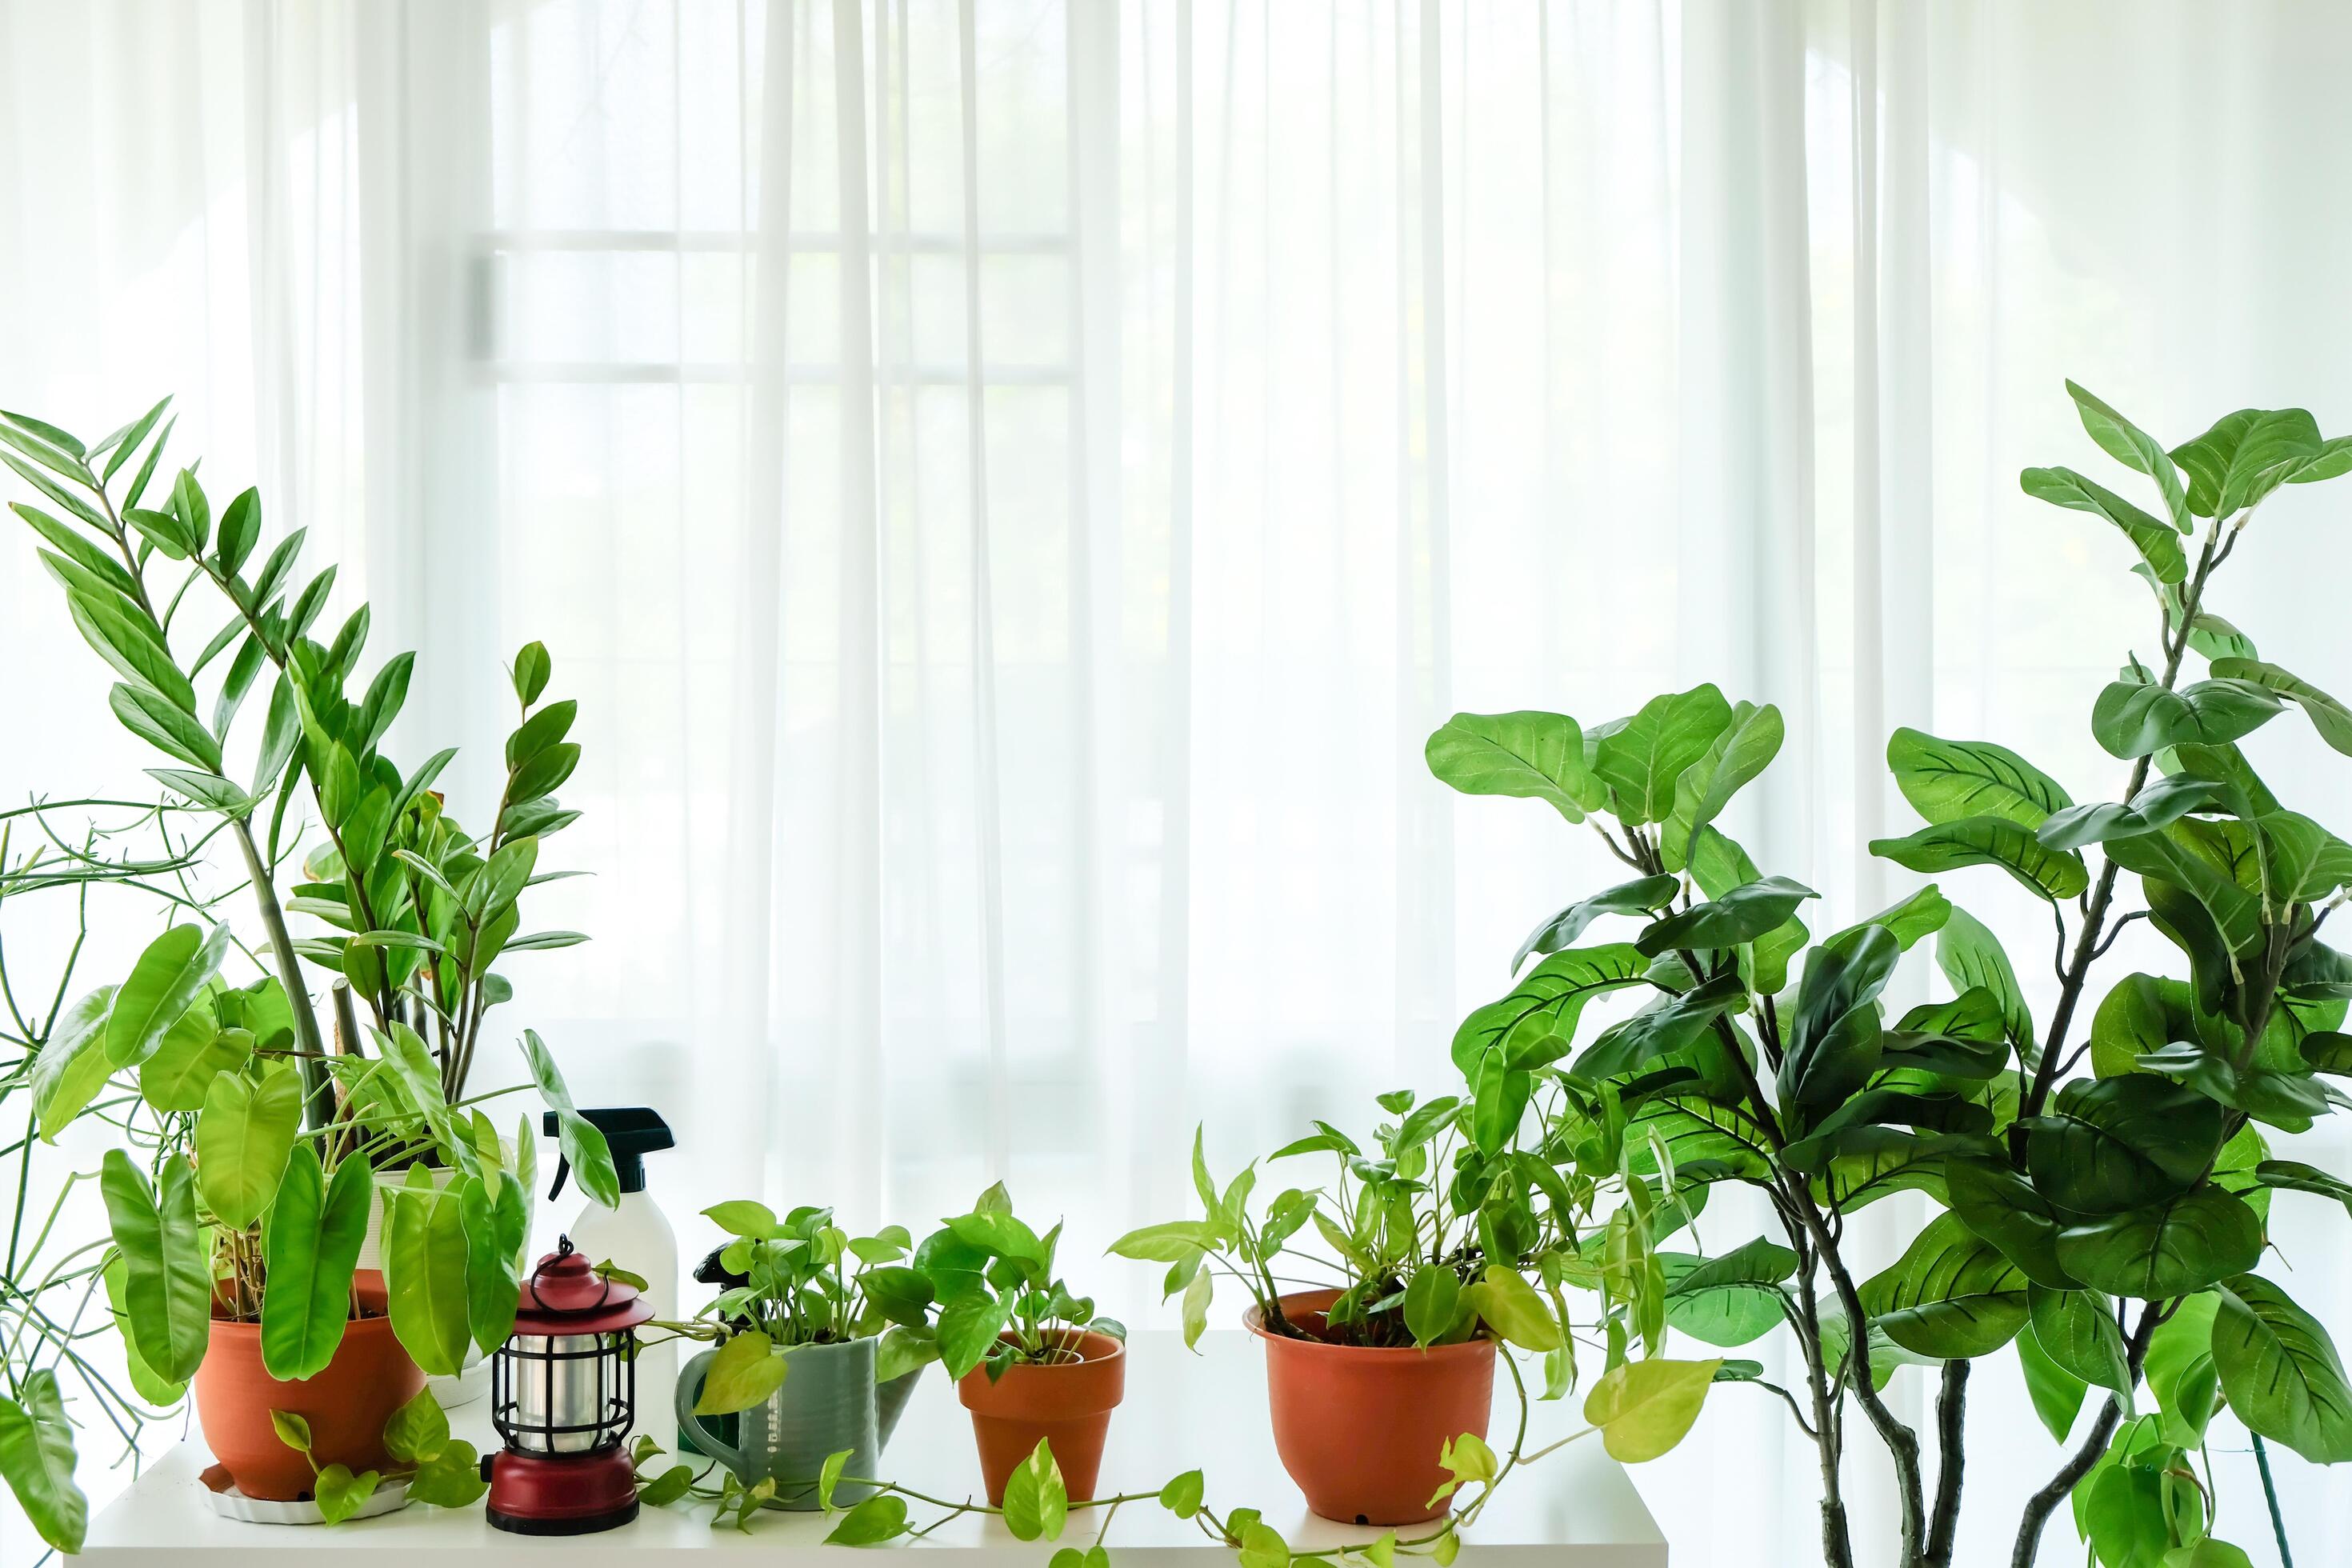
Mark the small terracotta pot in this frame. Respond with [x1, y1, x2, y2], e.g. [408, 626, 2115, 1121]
[193, 1272, 426, 1502]
[1246, 1288, 1495, 1526]
[956, 1330, 1126, 1505]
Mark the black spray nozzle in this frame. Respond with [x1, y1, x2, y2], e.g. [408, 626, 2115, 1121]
[546, 1106, 673, 1200]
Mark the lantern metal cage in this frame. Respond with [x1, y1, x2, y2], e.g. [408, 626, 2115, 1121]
[490, 1322, 638, 1456]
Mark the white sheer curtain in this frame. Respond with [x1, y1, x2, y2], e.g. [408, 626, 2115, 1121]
[8, 2, 2352, 1562]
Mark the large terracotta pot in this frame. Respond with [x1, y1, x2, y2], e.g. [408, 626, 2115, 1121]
[193, 1271, 426, 1502]
[1246, 1288, 1495, 1526]
[956, 1330, 1126, 1506]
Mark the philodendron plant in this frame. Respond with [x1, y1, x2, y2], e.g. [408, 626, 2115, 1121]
[0, 399, 620, 1545]
[1425, 381, 2352, 1568]
[917, 1183, 1126, 1381]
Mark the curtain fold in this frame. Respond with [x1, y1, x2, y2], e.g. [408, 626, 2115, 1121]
[9, 3, 2352, 1562]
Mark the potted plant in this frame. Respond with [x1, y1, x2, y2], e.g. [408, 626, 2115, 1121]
[915, 1183, 1128, 1506]
[1417, 384, 2352, 1567]
[670, 1200, 939, 1509]
[1113, 1054, 1718, 1529]
[0, 400, 620, 1518]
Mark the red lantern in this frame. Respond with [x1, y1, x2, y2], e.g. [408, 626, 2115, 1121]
[484, 1238, 654, 1534]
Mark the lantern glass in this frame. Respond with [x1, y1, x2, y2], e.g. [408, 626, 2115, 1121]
[492, 1326, 638, 1456]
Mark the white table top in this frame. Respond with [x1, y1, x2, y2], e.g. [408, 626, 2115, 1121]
[81, 1330, 1666, 1565]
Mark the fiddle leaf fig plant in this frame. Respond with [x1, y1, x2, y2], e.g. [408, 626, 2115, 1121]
[0, 399, 619, 1538]
[1427, 381, 2352, 1568]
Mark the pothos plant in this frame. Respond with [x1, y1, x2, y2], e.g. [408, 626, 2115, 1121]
[1422, 381, 2352, 1568]
[0, 399, 621, 1544]
[917, 1183, 1126, 1382]
[673, 1199, 942, 1422]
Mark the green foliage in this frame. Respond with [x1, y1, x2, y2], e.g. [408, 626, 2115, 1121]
[917, 1184, 1124, 1379]
[0, 400, 618, 1537]
[1410, 381, 2352, 1568]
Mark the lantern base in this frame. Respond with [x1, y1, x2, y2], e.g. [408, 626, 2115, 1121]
[485, 1447, 643, 1535]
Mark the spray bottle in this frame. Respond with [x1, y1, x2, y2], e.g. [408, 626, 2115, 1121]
[546, 1106, 680, 1451]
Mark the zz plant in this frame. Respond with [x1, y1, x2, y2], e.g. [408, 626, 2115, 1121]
[0, 399, 618, 1543]
[1426, 380, 2352, 1568]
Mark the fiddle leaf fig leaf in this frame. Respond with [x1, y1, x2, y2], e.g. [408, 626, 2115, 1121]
[1593, 685, 1734, 825]
[2020, 466, 2188, 583]
[1424, 711, 1600, 822]
[2064, 380, 2191, 533]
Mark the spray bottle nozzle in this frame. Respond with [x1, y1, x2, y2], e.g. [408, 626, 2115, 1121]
[546, 1106, 674, 1201]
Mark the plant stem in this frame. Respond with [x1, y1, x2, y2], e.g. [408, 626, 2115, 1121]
[230, 816, 332, 1129]
[2011, 1302, 2163, 1568]
[2253, 1432, 2294, 1568]
[1925, 1358, 1968, 1567]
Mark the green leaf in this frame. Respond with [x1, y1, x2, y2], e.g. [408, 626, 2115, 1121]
[825, 1494, 910, 1546]
[1513, 875, 1678, 971]
[1002, 1439, 1068, 1542]
[462, 1173, 524, 1354]
[1461, 1265, 1561, 1351]
[937, 1289, 1014, 1378]
[313, 1463, 380, 1526]
[69, 591, 197, 712]
[2092, 673, 2282, 759]
[696, 1330, 791, 1415]
[2029, 1286, 2132, 1394]
[111, 680, 224, 770]
[100, 1150, 211, 1383]
[1238, 1519, 1292, 1568]
[2210, 656, 2352, 757]
[1870, 816, 2088, 901]
[1593, 685, 1734, 825]
[2211, 1274, 2352, 1463]
[106, 922, 231, 1067]
[1937, 906, 2032, 1048]
[2065, 380, 2191, 533]
[1823, 886, 1953, 958]
[2083, 1462, 2171, 1568]
[146, 767, 256, 817]
[1449, 944, 1650, 1077]
[1404, 1266, 1464, 1347]
[2055, 1188, 2263, 1301]
[2038, 773, 2221, 853]
[2016, 1325, 2089, 1442]
[1780, 926, 1898, 1113]
[383, 1178, 474, 1377]
[258, 1144, 371, 1380]
[1107, 1219, 1219, 1263]
[2170, 405, 2352, 518]
[512, 641, 552, 706]
[519, 1029, 619, 1208]
[2024, 1076, 2222, 1215]
[408, 1440, 489, 1510]
[1944, 1146, 2075, 1288]
[704, 1198, 778, 1238]
[2020, 467, 2187, 583]
[1665, 700, 1784, 866]
[1580, 1358, 1720, 1462]
[1158, 1469, 1206, 1518]
[1886, 726, 2074, 829]
[30, 985, 117, 1142]
[102, 1255, 186, 1405]
[1638, 875, 1816, 955]
[271, 1410, 314, 1453]
[1424, 710, 1599, 823]
[1470, 1051, 1534, 1154]
[382, 1386, 450, 1466]
[0, 1373, 86, 1554]
[1858, 1211, 2029, 1358]
[1662, 1240, 1797, 1348]
[196, 1060, 303, 1229]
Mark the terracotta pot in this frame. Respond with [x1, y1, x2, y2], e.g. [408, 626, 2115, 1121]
[1246, 1288, 1495, 1526]
[956, 1330, 1126, 1505]
[193, 1272, 426, 1502]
